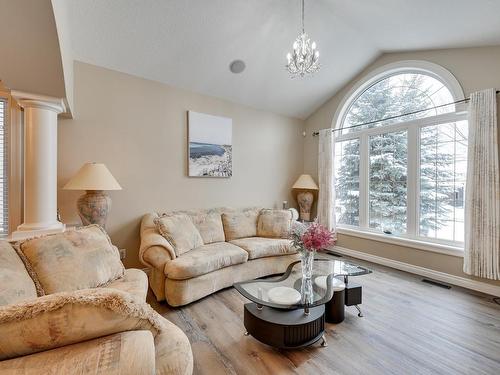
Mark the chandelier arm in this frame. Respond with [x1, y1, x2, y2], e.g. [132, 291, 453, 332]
[301, 0, 305, 33]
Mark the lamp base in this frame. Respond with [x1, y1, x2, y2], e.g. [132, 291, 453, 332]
[77, 190, 111, 228]
[297, 191, 314, 221]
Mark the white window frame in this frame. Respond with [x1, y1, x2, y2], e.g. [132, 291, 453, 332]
[0, 85, 23, 236]
[332, 61, 466, 256]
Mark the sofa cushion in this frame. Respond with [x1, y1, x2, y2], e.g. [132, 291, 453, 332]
[155, 214, 204, 256]
[0, 330, 156, 375]
[164, 253, 300, 306]
[229, 237, 296, 260]
[106, 269, 149, 302]
[0, 289, 164, 360]
[221, 209, 260, 241]
[18, 225, 124, 295]
[257, 209, 293, 238]
[188, 211, 225, 244]
[0, 242, 37, 306]
[164, 242, 248, 280]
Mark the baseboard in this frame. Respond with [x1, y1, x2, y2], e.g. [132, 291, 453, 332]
[329, 246, 500, 297]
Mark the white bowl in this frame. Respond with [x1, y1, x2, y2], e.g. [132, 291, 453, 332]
[314, 276, 345, 291]
[267, 286, 301, 305]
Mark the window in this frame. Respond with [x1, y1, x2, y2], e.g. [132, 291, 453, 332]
[0, 98, 8, 236]
[334, 61, 467, 248]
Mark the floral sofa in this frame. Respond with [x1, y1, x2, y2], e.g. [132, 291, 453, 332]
[0, 225, 193, 375]
[140, 207, 300, 306]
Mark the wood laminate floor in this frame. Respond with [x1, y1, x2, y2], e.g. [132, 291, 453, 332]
[148, 254, 500, 375]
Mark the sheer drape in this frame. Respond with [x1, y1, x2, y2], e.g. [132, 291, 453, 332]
[317, 129, 336, 237]
[463, 88, 500, 279]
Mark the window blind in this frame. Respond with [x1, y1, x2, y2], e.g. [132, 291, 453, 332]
[0, 99, 8, 236]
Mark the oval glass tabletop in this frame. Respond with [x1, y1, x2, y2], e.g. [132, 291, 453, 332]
[234, 258, 369, 310]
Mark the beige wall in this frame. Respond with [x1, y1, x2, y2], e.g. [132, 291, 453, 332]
[304, 46, 500, 286]
[58, 62, 304, 268]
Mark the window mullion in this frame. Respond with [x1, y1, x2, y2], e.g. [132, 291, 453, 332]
[407, 126, 419, 236]
[359, 134, 369, 228]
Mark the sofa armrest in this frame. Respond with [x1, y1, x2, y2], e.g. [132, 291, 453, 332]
[0, 288, 165, 361]
[154, 316, 193, 375]
[0, 330, 156, 375]
[140, 213, 176, 269]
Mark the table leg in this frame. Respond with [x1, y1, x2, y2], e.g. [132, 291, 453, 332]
[320, 334, 328, 347]
[355, 305, 363, 317]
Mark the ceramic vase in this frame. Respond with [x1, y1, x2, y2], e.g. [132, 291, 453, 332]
[296, 191, 314, 221]
[77, 190, 111, 228]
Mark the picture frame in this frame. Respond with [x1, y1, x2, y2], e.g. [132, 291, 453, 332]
[187, 111, 232, 177]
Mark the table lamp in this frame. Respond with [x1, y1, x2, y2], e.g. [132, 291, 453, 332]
[63, 163, 122, 228]
[292, 174, 319, 221]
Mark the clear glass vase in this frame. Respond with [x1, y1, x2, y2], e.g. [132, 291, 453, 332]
[300, 249, 315, 280]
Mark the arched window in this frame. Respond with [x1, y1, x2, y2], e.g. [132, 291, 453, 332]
[333, 61, 467, 247]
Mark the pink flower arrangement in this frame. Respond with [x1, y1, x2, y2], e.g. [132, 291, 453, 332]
[290, 221, 335, 252]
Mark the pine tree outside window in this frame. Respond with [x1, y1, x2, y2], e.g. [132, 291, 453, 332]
[333, 61, 467, 248]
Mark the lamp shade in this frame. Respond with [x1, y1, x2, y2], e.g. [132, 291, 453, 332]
[63, 163, 122, 191]
[292, 174, 318, 190]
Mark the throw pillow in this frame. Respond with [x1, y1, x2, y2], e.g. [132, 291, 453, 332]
[18, 225, 124, 295]
[154, 214, 204, 256]
[221, 209, 260, 241]
[188, 212, 225, 244]
[257, 209, 293, 239]
[0, 242, 37, 306]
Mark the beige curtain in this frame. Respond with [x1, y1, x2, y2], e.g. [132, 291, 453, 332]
[317, 129, 336, 236]
[463, 88, 500, 279]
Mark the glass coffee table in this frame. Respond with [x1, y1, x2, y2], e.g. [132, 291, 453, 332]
[234, 258, 371, 348]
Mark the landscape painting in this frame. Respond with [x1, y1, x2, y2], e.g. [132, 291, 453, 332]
[188, 111, 232, 177]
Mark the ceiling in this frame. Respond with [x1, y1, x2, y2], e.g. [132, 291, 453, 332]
[54, 0, 500, 119]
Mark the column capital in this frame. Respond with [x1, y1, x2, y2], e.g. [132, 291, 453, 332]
[11, 90, 66, 114]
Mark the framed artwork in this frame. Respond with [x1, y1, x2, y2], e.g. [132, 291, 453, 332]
[188, 111, 232, 177]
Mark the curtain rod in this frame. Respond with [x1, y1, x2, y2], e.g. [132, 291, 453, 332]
[311, 90, 500, 136]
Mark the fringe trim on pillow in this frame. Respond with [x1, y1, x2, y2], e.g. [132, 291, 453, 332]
[0, 288, 165, 333]
[18, 224, 112, 248]
[153, 216, 179, 254]
[12, 243, 46, 297]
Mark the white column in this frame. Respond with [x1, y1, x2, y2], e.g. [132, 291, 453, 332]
[11, 95, 66, 240]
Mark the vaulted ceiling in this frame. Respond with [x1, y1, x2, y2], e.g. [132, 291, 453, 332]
[42, 1, 500, 118]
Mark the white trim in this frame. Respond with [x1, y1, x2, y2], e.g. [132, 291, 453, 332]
[330, 245, 500, 297]
[335, 111, 467, 142]
[359, 134, 369, 227]
[336, 227, 464, 257]
[8, 101, 23, 233]
[10, 91, 66, 114]
[406, 124, 418, 236]
[331, 60, 465, 131]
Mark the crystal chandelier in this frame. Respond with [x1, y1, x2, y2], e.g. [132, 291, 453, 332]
[286, 0, 320, 78]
